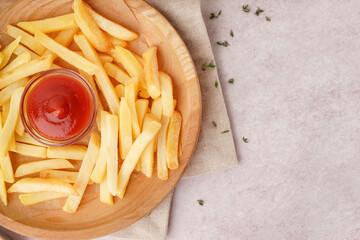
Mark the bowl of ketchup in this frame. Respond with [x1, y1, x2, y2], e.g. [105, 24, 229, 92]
[20, 69, 97, 146]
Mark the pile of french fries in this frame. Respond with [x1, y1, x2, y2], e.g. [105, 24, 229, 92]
[0, 0, 182, 212]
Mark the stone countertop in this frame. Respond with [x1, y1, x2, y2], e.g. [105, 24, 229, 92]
[167, 0, 360, 239]
[2, 0, 360, 239]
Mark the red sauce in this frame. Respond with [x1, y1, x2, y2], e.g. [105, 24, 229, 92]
[27, 75, 91, 140]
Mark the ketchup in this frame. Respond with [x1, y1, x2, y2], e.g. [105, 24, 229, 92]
[26, 75, 91, 140]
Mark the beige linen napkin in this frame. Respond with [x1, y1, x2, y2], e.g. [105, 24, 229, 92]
[105, 0, 238, 239]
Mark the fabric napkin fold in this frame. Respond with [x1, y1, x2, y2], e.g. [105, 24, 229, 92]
[106, 0, 238, 239]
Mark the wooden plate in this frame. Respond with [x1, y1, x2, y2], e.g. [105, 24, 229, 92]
[0, 0, 201, 239]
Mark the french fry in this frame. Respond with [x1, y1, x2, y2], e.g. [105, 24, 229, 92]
[100, 174, 113, 205]
[5, 25, 46, 55]
[35, 31, 98, 75]
[1, 154, 13, 183]
[115, 84, 125, 98]
[15, 114, 25, 136]
[17, 13, 77, 34]
[72, 0, 112, 52]
[103, 32, 127, 48]
[140, 113, 158, 178]
[132, 52, 144, 67]
[8, 178, 78, 195]
[9, 142, 47, 159]
[0, 170, 7, 205]
[166, 111, 182, 169]
[91, 111, 109, 183]
[47, 145, 87, 160]
[0, 36, 22, 69]
[15, 159, 74, 177]
[15, 132, 46, 147]
[117, 119, 161, 198]
[2, 101, 10, 123]
[0, 52, 31, 75]
[63, 133, 100, 212]
[40, 170, 79, 183]
[19, 192, 67, 205]
[98, 53, 113, 63]
[115, 46, 146, 89]
[143, 47, 161, 99]
[157, 116, 170, 180]
[136, 99, 149, 130]
[85, 3, 138, 41]
[138, 87, 150, 99]
[105, 114, 118, 196]
[0, 78, 28, 106]
[0, 87, 23, 183]
[151, 98, 163, 121]
[43, 28, 79, 61]
[159, 71, 174, 117]
[104, 62, 131, 85]
[74, 33, 120, 114]
[119, 98, 132, 160]
[0, 52, 3, 66]
[125, 80, 140, 138]
[0, 55, 52, 89]
[78, 69, 103, 131]
[14, 45, 40, 59]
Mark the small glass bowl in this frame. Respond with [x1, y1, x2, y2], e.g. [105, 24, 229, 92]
[20, 69, 97, 146]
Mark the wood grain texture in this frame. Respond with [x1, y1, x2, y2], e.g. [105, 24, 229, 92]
[0, 0, 201, 239]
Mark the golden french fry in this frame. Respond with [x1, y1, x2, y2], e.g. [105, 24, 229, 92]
[1, 154, 13, 183]
[72, 0, 112, 52]
[0, 55, 52, 89]
[43, 28, 79, 60]
[100, 174, 113, 205]
[14, 45, 40, 59]
[0, 36, 21, 69]
[17, 13, 77, 34]
[151, 98, 163, 121]
[157, 116, 170, 180]
[138, 87, 150, 99]
[0, 52, 3, 66]
[143, 47, 161, 99]
[117, 119, 161, 198]
[40, 170, 78, 183]
[15, 132, 46, 147]
[78, 69, 103, 131]
[104, 62, 131, 85]
[125, 80, 140, 138]
[115, 84, 125, 98]
[85, 3, 138, 41]
[15, 159, 74, 177]
[105, 114, 118, 196]
[0, 52, 31, 75]
[63, 133, 100, 212]
[35, 31, 98, 75]
[132, 52, 144, 67]
[136, 99, 149, 130]
[115, 46, 146, 89]
[159, 71, 174, 117]
[74, 33, 120, 114]
[1, 101, 10, 123]
[91, 111, 109, 183]
[140, 113, 158, 178]
[19, 192, 67, 205]
[119, 97, 132, 160]
[0, 170, 7, 206]
[0, 78, 28, 106]
[166, 111, 182, 169]
[8, 178, 78, 195]
[98, 53, 113, 63]
[103, 32, 127, 48]
[47, 145, 87, 160]
[0, 88, 23, 183]
[9, 142, 47, 158]
[5, 25, 46, 55]
[15, 115, 25, 136]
